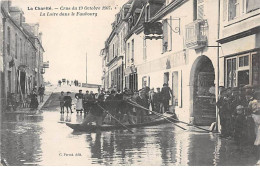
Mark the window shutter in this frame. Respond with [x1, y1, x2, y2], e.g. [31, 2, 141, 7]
[223, 0, 227, 21]
[197, 5, 204, 19]
[169, 16, 173, 51]
[197, 0, 204, 20]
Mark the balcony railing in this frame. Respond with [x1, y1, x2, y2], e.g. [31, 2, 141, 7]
[185, 19, 208, 49]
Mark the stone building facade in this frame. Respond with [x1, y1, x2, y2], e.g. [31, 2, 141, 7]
[0, 1, 47, 111]
[101, 0, 260, 126]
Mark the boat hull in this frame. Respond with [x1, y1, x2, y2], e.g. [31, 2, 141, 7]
[66, 114, 177, 132]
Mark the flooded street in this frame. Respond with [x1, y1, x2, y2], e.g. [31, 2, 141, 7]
[1, 101, 258, 166]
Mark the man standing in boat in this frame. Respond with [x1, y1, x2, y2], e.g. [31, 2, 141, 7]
[83, 90, 90, 114]
[80, 92, 106, 126]
[75, 90, 84, 113]
[115, 89, 124, 121]
[136, 89, 148, 123]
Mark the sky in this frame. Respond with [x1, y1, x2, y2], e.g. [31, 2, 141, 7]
[11, 0, 128, 85]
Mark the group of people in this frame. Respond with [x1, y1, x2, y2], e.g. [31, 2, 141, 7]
[58, 79, 80, 87]
[217, 85, 260, 156]
[29, 85, 45, 110]
[59, 83, 174, 127]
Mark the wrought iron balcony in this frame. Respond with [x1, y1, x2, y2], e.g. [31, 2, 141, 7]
[185, 19, 208, 49]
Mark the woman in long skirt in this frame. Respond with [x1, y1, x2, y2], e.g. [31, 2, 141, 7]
[75, 90, 83, 113]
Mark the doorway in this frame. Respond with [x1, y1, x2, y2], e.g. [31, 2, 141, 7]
[190, 56, 216, 125]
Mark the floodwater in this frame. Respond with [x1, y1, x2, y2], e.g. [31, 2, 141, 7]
[1, 109, 259, 166]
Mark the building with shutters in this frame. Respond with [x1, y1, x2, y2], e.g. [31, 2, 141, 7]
[100, 0, 260, 126]
[1, 1, 48, 110]
[218, 0, 260, 89]
[101, 1, 132, 92]
[124, 0, 165, 92]
[131, 0, 220, 125]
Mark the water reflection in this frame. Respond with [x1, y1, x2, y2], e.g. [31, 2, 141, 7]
[76, 113, 84, 123]
[1, 111, 259, 166]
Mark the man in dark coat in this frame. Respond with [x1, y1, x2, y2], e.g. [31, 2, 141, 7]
[136, 89, 148, 123]
[64, 92, 73, 113]
[154, 87, 163, 113]
[80, 93, 106, 126]
[217, 88, 232, 137]
[161, 83, 172, 112]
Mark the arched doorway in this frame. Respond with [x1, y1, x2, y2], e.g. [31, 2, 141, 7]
[190, 56, 216, 125]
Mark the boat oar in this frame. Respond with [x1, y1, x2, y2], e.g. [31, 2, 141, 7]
[127, 100, 213, 133]
[96, 103, 134, 134]
[126, 100, 187, 131]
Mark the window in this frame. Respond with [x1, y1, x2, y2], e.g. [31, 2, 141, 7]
[226, 52, 260, 87]
[226, 58, 237, 87]
[238, 55, 249, 67]
[235, 0, 240, 17]
[142, 76, 150, 88]
[7, 27, 11, 55]
[227, 0, 260, 21]
[229, 0, 240, 20]
[246, 0, 260, 13]
[252, 53, 260, 85]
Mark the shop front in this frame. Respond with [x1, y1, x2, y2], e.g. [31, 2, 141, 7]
[219, 32, 260, 88]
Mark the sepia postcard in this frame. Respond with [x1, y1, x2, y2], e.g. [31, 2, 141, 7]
[0, 0, 260, 166]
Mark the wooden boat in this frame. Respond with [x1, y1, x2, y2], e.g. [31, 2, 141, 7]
[66, 113, 177, 132]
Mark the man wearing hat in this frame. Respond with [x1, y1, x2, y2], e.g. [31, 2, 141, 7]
[135, 89, 148, 123]
[64, 91, 73, 113]
[161, 83, 172, 112]
[148, 88, 155, 111]
[83, 90, 90, 114]
[59, 91, 65, 114]
[217, 87, 232, 137]
[154, 87, 163, 113]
